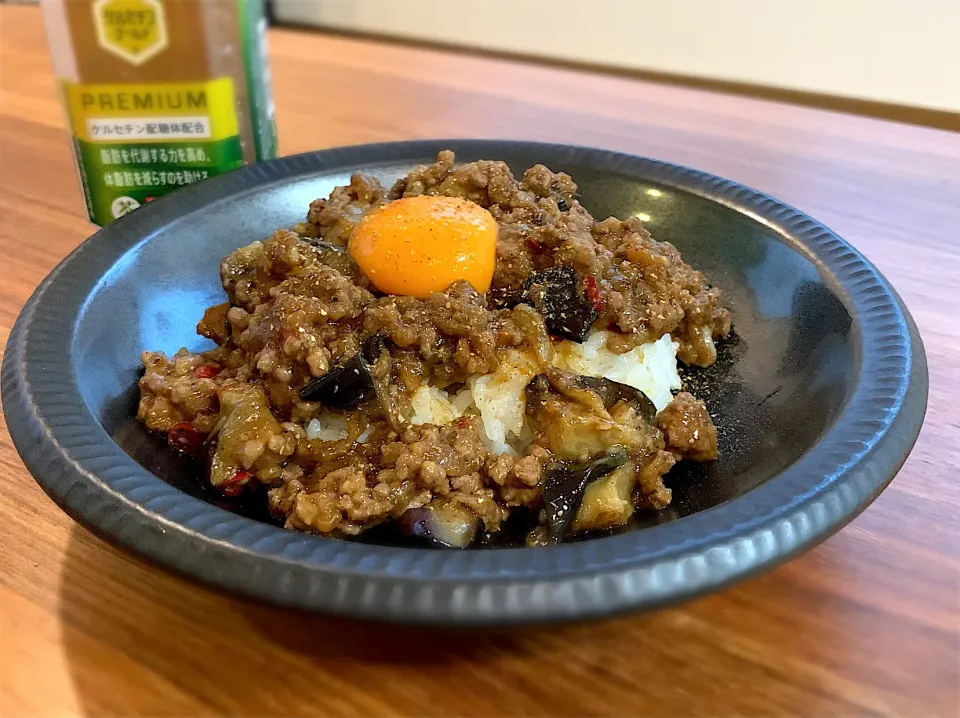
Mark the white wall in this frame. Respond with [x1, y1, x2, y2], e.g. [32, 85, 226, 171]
[275, 0, 960, 114]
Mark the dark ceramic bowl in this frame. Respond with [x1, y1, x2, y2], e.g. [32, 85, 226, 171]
[2, 141, 927, 625]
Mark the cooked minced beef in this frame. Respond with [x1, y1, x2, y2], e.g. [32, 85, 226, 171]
[137, 152, 729, 547]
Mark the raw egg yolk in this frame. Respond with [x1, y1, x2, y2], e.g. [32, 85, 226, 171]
[348, 196, 498, 298]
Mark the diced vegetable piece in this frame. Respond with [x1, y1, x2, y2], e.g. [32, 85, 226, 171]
[298, 334, 386, 408]
[582, 274, 605, 312]
[396, 502, 481, 548]
[571, 462, 636, 533]
[167, 422, 205, 454]
[520, 266, 599, 342]
[208, 385, 282, 490]
[298, 354, 375, 408]
[193, 364, 220, 380]
[220, 469, 253, 497]
[541, 449, 628, 542]
[571, 375, 657, 423]
[526, 373, 651, 460]
[197, 302, 230, 345]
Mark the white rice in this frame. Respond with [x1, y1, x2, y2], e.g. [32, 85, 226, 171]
[409, 385, 463, 426]
[467, 349, 539, 455]
[306, 332, 681, 454]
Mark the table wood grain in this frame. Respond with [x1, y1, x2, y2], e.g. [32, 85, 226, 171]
[1, 5, 958, 716]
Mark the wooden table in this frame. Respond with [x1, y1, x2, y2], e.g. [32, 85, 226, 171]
[2, 5, 958, 716]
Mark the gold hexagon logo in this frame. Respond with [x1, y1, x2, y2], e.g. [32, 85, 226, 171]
[92, 0, 168, 66]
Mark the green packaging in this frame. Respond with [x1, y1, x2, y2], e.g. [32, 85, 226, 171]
[40, 0, 277, 225]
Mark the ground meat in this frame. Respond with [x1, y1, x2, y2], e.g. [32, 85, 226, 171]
[657, 392, 719, 461]
[137, 349, 222, 433]
[220, 230, 316, 311]
[138, 151, 729, 544]
[599, 217, 730, 365]
[363, 281, 523, 387]
[635, 449, 677, 509]
[486, 446, 549, 507]
[301, 173, 386, 246]
[268, 417, 505, 535]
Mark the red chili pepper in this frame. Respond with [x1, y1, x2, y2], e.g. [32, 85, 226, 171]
[583, 275, 606, 312]
[193, 364, 220, 379]
[167, 422, 205, 454]
[525, 237, 543, 251]
[220, 470, 253, 497]
[455, 416, 472, 430]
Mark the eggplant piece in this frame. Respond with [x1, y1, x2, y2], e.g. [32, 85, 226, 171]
[298, 354, 374, 408]
[298, 334, 386, 408]
[396, 503, 482, 548]
[541, 448, 628, 542]
[570, 375, 657, 423]
[524, 374, 553, 411]
[527, 373, 657, 424]
[520, 266, 598, 342]
[571, 462, 636, 533]
[526, 373, 651, 460]
[202, 384, 282, 493]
